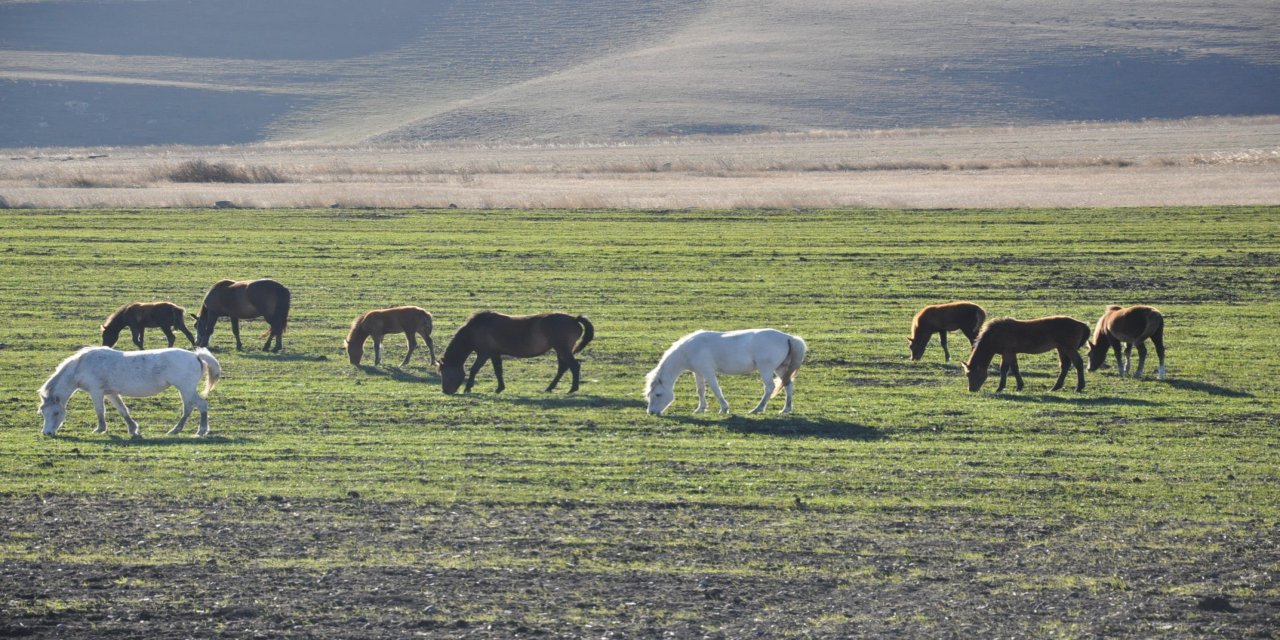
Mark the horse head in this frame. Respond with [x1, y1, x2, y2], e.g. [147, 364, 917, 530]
[101, 324, 121, 347]
[907, 337, 926, 361]
[644, 372, 674, 415]
[960, 361, 988, 392]
[39, 393, 66, 436]
[1085, 340, 1110, 371]
[439, 362, 465, 395]
[192, 310, 214, 347]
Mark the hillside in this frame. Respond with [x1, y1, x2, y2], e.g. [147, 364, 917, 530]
[1, 0, 1278, 147]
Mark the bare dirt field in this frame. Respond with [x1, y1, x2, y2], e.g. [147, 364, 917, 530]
[2, 116, 1278, 209]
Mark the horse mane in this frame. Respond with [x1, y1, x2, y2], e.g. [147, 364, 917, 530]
[39, 346, 97, 399]
[345, 311, 371, 347]
[645, 331, 703, 392]
[973, 317, 1015, 343]
[102, 302, 136, 329]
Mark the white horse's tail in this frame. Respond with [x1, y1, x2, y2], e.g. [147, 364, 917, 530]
[195, 348, 221, 396]
[772, 335, 807, 398]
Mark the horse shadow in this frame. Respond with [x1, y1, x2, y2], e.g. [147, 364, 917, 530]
[493, 394, 643, 411]
[672, 414, 885, 441]
[53, 434, 251, 446]
[358, 365, 437, 383]
[993, 393, 1161, 407]
[1159, 379, 1253, 398]
[239, 352, 330, 363]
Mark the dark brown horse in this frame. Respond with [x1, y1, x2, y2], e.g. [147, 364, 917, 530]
[439, 311, 594, 395]
[346, 306, 437, 367]
[961, 316, 1090, 392]
[193, 279, 291, 352]
[1087, 305, 1166, 380]
[908, 301, 987, 362]
[101, 301, 196, 349]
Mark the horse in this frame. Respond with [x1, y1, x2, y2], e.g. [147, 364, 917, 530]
[645, 329, 807, 415]
[1087, 305, 1167, 379]
[346, 306, 438, 367]
[193, 278, 291, 352]
[101, 301, 196, 349]
[38, 346, 220, 438]
[960, 316, 1090, 393]
[907, 301, 987, 362]
[438, 311, 594, 395]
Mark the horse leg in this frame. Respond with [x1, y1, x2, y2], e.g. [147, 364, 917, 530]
[1152, 332, 1167, 380]
[996, 359, 1009, 393]
[402, 332, 417, 367]
[194, 394, 210, 437]
[693, 373, 709, 413]
[464, 354, 489, 393]
[422, 333, 438, 367]
[939, 331, 950, 362]
[706, 374, 730, 414]
[161, 326, 177, 348]
[1123, 342, 1135, 377]
[1111, 339, 1125, 376]
[1133, 342, 1148, 379]
[1009, 354, 1025, 391]
[546, 352, 569, 392]
[1051, 349, 1070, 391]
[568, 356, 582, 393]
[168, 392, 195, 436]
[372, 335, 383, 366]
[1072, 350, 1086, 392]
[491, 355, 505, 394]
[231, 317, 243, 350]
[178, 321, 196, 346]
[750, 367, 776, 414]
[91, 391, 108, 434]
[780, 378, 795, 414]
[106, 394, 141, 438]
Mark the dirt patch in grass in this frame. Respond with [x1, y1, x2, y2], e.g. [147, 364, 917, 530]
[1, 496, 1275, 638]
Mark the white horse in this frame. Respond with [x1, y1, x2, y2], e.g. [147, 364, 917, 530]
[645, 329, 807, 415]
[38, 346, 221, 438]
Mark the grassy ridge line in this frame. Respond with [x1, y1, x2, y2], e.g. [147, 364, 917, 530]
[0, 207, 1275, 522]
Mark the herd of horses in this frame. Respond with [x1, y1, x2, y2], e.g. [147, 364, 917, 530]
[38, 277, 1168, 437]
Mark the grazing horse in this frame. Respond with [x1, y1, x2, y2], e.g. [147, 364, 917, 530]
[346, 306, 438, 367]
[193, 278, 291, 351]
[439, 311, 594, 395]
[1087, 305, 1167, 380]
[645, 329, 807, 415]
[961, 317, 1090, 392]
[101, 301, 196, 349]
[39, 346, 220, 438]
[908, 301, 987, 362]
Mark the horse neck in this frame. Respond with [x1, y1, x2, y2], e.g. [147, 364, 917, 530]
[966, 337, 996, 369]
[41, 357, 80, 402]
[441, 328, 474, 366]
[346, 320, 369, 347]
[652, 346, 689, 387]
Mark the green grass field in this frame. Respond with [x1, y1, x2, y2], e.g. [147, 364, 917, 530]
[1, 207, 1276, 638]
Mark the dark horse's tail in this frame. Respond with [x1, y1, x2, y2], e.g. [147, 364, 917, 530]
[573, 315, 595, 354]
[258, 285, 291, 339]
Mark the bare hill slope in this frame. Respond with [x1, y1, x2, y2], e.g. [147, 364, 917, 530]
[1, 0, 1277, 147]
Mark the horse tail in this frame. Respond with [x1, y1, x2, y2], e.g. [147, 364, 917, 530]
[773, 334, 807, 397]
[195, 348, 221, 396]
[259, 286, 291, 338]
[573, 315, 595, 354]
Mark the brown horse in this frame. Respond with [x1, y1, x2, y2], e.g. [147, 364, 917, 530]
[346, 306, 438, 367]
[1087, 305, 1166, 380]
[101, 301, 196, 349]
[961, 316, 1090, 392]
[439, 311, 594, 395]
[193, 279, 291, 352]
[908, 301, 987, 362]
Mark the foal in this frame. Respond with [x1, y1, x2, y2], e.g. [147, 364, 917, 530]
[102, 301, 195, 349]
[346, 306, 438, 367]
[961, 316, 1091, 392]
[1087, 305, 1167, 379]
[908, 301, 987, 362]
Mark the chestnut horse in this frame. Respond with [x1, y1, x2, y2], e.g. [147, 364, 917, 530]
[908, 301, 987, 362]
[1087, 305, 1166, 380]
[346, 306, 438, 367]
[102, 301, 195, 349]
[193, 279, 291, 352]
[439, 311, 594, 395]
[961, 316, 1090, 392]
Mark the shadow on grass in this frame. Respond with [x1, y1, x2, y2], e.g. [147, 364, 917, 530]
[358, 365, 437, 383]
[238, 351, 331, 363]
[671, 414, 885, 441]
[53, 433, 250, 446]
[1160, 378, 1253, 398]
[489, 393, 642, 411]
[993, 393, 1161, 407]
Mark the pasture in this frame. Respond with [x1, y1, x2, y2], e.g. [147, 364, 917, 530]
[0, 206, 1276, 638]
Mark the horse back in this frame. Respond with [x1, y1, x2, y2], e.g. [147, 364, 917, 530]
[466, 311, 580, 357]
[917, 301, 985, 333]
[979, 316, 1089, 354]
[1106, 305, 1163, 342]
